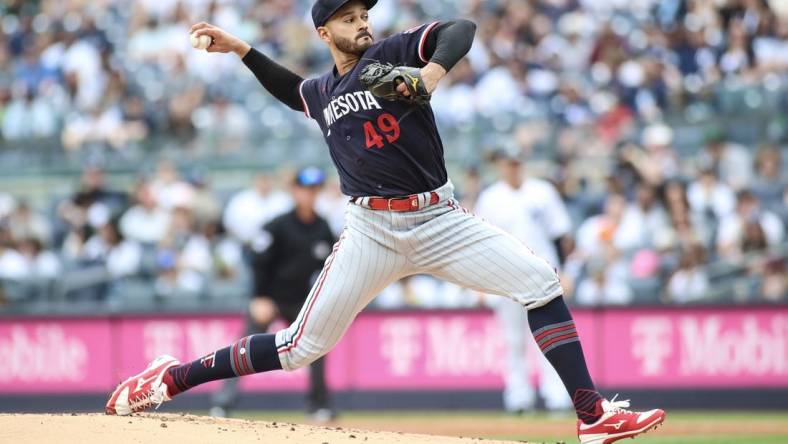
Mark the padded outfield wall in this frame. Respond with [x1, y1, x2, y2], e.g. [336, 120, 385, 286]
[1, 306, 786, 411]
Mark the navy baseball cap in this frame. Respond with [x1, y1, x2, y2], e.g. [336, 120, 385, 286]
[295, 167, 326, 187]
[312, 0, 377, 28]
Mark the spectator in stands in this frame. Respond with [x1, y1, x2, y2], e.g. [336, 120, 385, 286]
[222, 172, 292, 246]
[698, 132, 753, 191]
[572, 194, 633, 305]
[70, 165, 128, 217]
[0, 192, 14, 221]
[5, 199, 51, 246]
[753, 14, 788, 73]
[55, 166, 121, 250]
[0, 225, 26, 281]
[154, 206, 211, 297]
[83, 218, 142, 280]
[666, 243, 710, 303]
[201, 219, 244, 282]
[616, 182, 670, 253]
[750, 144, 784, 211]
[119, 181, 171, 245]
[16, 237, 60, 281]
[192, 93, 251, 153]
[687, 167, 737, 221]
[623, 124, 680, 186]
[575, 193, 627, 258]
[717, 190, 785, 261]
[185, 169, 222, 227]
[1, 86, 58, 140]
[149, 159, 195, 211]
[59, 29, 105, 111]
[759, 257, 786, 302]
[575, 257, 632, 306]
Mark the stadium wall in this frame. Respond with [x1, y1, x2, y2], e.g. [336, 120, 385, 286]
[1, 306, 786, 411]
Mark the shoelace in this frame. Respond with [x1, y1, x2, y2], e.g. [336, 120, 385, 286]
[604, 394, 632, 413]
[129, 384, 168, 412]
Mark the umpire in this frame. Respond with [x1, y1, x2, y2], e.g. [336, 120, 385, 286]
[211, 167, 337, 421]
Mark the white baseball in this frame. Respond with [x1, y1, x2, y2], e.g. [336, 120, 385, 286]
[190, 33, 212, 50]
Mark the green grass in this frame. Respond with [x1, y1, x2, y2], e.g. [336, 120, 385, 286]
[232, 410, 788, 444]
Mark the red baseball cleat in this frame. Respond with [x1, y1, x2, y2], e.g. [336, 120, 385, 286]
[577, 396, 665, 444]
[105, 355, 180, 416]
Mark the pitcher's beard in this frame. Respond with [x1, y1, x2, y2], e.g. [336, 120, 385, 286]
[335, 34, 373, 55]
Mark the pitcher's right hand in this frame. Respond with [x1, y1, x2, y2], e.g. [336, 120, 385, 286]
[190, 22, 251, 57]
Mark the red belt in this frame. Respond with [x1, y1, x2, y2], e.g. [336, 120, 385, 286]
[355, 192, 440, 212]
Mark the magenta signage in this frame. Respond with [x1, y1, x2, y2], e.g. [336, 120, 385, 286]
[347, 311, 597, 389]
[0, 307, 785, 394]
[600, 308, 788, 387]
[0, 319, 113, 392]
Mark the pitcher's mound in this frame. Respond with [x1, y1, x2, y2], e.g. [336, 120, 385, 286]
[0, 413, 526, 443]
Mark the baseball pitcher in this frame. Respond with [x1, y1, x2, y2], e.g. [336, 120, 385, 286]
[106, 1, 665, 442]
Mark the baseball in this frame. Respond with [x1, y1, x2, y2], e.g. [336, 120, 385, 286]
[190, 33, 212, 50]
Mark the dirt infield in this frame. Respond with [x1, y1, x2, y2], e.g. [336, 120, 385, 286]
[0, 413, 526, 444]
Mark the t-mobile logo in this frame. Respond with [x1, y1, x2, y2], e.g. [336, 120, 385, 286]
[631, 317, 673, 376]
[380, 318, 422, 376]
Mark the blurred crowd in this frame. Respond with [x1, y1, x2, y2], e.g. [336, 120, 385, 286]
[0, 0, 786, 149]
[0, 131, 784, 308]
[0, 161, 348, 305]
[0, 0, 785, 309]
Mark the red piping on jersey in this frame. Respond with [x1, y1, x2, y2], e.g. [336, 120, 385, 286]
[277, 233, 345, 354]
[418, 21, 440, 64]
[298, 80, 310, 118]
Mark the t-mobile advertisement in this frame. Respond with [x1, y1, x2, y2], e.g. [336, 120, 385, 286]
[0, 307, 785, 393]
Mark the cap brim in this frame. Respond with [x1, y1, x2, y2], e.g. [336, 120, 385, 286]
[319, 0, 378, 27]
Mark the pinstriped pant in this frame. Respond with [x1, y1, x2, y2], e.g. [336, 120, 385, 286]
[275, 181, 564, 371]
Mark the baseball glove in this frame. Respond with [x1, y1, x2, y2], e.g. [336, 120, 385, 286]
[359, 61, 431, 105]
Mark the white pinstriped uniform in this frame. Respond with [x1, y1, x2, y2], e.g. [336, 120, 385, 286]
[274, 180, 563, 371]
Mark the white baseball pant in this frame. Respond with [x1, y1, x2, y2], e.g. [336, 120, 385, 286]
[275, 180, 564, 371]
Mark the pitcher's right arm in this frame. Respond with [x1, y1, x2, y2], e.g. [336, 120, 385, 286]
[190, 22, 305, 112]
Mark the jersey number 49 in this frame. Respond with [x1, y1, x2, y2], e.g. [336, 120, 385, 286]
[364, 113, 400, 149]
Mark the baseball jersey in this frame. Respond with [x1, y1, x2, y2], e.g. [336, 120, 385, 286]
[299, 22, 447, 198]
[475, 178, 572, 267]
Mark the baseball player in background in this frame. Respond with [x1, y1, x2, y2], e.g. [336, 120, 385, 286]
[106, 1, 665, 442]
[475, 147, 573, 414]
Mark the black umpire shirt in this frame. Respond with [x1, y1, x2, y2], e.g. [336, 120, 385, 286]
[250, 209, 336, 312]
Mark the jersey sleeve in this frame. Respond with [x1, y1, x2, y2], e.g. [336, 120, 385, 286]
[298, 78, 320, 120]
[378, 21, 441, 67]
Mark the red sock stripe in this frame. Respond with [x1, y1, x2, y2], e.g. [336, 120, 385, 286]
[573, 389, 603, 422]
[534, 323, 576, 343]
[231, 342, 242, 376]
[539, 332, 579, 351]
[573, 389, 596, 403]
[237, 336, 251, 375]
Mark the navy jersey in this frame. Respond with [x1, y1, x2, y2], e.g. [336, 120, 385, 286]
[298, 22, 447, 198]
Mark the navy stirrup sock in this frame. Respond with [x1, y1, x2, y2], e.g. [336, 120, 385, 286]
[528, 296, 603, 423]
[163, 333, 282, 396]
